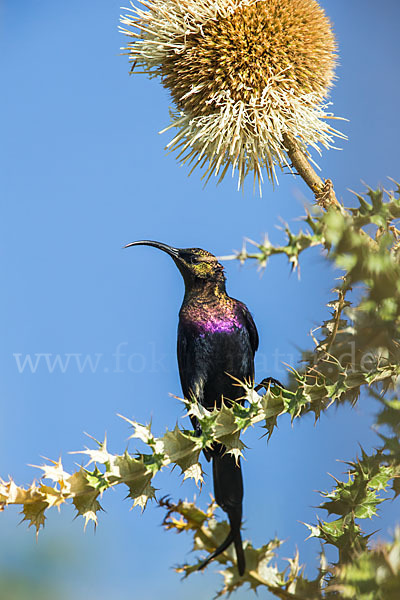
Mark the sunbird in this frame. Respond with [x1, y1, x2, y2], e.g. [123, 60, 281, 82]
[125, 241, 260, 575]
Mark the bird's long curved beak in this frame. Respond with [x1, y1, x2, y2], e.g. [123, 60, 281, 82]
[123, 240, 180, 259]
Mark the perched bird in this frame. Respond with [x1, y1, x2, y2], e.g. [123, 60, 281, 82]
[125, 240, 259, 576]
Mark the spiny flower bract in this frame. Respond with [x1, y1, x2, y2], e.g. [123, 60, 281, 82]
[121, 0, 344, 192]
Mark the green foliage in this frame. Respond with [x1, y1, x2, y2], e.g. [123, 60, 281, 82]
[331, 528, 400, 599]
[163, 384, 400, 597]
[161, 497, 323, 599]
[1, 184, 399, 597]
[161, 496, 400, 600]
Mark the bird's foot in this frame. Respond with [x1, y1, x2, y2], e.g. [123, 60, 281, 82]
[254, 376, 285, 393]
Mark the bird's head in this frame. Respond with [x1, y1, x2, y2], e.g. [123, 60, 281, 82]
[124, 240, 226, 288]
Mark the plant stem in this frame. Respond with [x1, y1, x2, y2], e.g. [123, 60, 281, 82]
[284, 133, 379, 250]
[283, 132, 339, 208]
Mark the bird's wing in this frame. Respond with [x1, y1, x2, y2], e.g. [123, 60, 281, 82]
[177, 323, 190, 398]
[177, 323, 203, 436]
[238, 302, 259, 355]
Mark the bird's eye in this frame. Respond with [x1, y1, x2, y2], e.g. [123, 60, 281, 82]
[189, 256, 199, 265]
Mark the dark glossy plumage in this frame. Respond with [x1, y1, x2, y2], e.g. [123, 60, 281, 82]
[178, 296, 257, 575]
[178, 297, 258, 426]
[125, 240, 259, 576]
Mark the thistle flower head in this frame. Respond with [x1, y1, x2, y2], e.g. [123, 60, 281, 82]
[121, 0, 343, 192]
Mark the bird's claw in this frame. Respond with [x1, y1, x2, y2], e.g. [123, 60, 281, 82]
[254, 376, 285, 393]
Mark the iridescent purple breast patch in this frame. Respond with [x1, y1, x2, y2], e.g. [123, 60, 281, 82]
[197, 314, 243, 335]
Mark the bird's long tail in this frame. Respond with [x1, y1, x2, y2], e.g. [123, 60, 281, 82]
[198, 450, 245, 576]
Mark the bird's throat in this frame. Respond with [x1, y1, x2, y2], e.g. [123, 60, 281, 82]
[180, 282, 244, 336]
[183, 277, 226, 304]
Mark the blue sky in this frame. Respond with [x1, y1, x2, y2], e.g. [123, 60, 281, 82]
[1, 1, 399, 598]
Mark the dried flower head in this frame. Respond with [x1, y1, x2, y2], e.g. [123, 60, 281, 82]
[121, 0, 344, 192]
